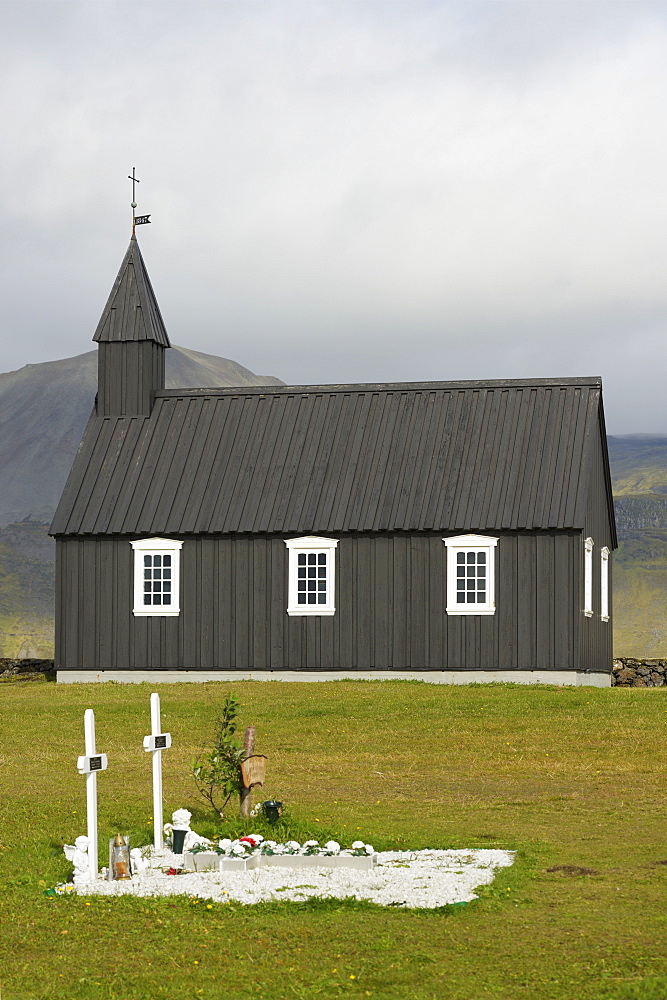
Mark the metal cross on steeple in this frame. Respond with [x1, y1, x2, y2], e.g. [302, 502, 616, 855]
[128, 167, 151, 235]
[128, 167, 140, 208]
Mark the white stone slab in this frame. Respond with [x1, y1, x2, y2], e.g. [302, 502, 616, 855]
[262, 853, 376, 870]
[183, 851, 376, 872]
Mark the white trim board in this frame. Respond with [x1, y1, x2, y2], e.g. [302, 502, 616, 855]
[58, 670, 611, 687]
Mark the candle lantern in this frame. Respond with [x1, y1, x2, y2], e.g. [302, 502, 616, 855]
[109, 833, 132, 880]
[262, 800, 283, 824]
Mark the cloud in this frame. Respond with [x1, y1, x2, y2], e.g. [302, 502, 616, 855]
[0, 0, 666, 431]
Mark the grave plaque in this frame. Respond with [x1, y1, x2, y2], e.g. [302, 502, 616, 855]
[77, 753, 108, 775]
[240, 754, 267, 788]
[143, 733, 172, 752]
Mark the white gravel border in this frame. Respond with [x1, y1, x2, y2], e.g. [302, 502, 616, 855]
[75, 848, 514, 909]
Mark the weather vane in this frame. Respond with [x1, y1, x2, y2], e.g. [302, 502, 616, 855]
[128, 167, 151, 235]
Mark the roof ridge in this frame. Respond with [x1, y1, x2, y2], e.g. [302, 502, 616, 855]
[156, 376, 603, 398]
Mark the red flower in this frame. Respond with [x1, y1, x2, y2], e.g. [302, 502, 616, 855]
[238, 837, 256, 846]
[167, 867, 178, 875]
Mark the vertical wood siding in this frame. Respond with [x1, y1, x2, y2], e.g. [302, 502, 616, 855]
[56, 531, 583, 672]
[579, 422, 615, 671]
[98, 341, 165, 416]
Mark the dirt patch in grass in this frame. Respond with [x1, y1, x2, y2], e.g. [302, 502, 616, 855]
[545, 864, 601, 877]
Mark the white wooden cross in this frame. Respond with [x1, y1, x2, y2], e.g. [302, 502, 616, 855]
[76, 709, 108, 883]
[143, 693, 172, 850]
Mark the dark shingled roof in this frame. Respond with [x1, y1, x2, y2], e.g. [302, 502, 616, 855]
[50, 377, 614, 539]
[93, 237, 170, 347]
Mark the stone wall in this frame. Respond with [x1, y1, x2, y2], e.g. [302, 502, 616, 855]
[613, 658, 667, 687]
[0, 658, 55, 682]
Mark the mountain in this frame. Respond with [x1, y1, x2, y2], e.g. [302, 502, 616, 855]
[608, 435, 667, 496]
[609, 436, 667, 656]
[0, 346, 283, 528]
[0, 347, 283, 657]
[607, 436, 667, 657]
[0, 520, 55, 658]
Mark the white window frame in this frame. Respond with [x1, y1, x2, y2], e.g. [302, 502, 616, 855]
[584, 536, 594, 617]
[600, 546, 610, 622]
[285, 536, 338, 616]
[444, 534, 498, 616]
[131, 537, 182, 617]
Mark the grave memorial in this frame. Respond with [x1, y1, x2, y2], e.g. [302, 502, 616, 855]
[75, 708, 108, 883]
[61, 694, 514, 906]
[142, 692, 171, 850]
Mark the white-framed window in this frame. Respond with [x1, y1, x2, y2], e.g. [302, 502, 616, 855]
[444, 534, 498, 616]
[285, 536, 338, 616]
[130, 537, 182, 616]
[600, 546, 610, 622]
[584, 536, 594, 617]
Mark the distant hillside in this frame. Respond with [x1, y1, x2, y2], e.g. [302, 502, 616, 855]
[608, 435, 667, 495]
[0, 347, 283, 657]
[0, 521, 54, 658]
[607, 436, 667, 656]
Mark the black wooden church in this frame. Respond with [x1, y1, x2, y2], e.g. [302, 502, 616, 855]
[51, 238, 616, 685]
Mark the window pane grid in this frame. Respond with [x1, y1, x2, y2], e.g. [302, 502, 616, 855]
[297, 551, 328, 605]
[143, 553, 173, 606]
[455, 549, 487, 605]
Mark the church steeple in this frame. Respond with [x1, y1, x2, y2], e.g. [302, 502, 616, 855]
[94, 237, 170, 416]
[93, 236, 170, 347]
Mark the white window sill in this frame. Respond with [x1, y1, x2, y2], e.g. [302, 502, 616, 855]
[446, 606, 495, 616]
[133, 609, 180, 617]
[287, 608, 336, 617]
[601, 615, 609, 622]
[584, 610, 594, 618]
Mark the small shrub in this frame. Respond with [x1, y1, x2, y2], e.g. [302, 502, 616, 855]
[191, 695, 246, 820]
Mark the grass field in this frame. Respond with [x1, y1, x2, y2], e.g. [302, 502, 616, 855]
[1, 680, 667, 1000]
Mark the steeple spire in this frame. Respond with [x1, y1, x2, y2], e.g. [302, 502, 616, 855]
[93, 238, 170, 347]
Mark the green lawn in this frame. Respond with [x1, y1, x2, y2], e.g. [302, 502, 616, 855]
[1, 680, 666, 1000]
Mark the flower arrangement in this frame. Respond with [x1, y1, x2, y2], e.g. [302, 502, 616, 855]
[42, 883, 76, 897]
[190, 836, 375, 858]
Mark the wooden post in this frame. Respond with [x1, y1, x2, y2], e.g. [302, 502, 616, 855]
[239, 725, 255, 818]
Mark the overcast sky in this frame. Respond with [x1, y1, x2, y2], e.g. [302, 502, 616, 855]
[1, 0, 666, 432]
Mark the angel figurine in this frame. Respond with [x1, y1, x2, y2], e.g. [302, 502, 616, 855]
[129, 847, 149, 874]
[63, 835, 90, 884]
[171, 808, 192, 830]
[163, 809, 211, 852]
